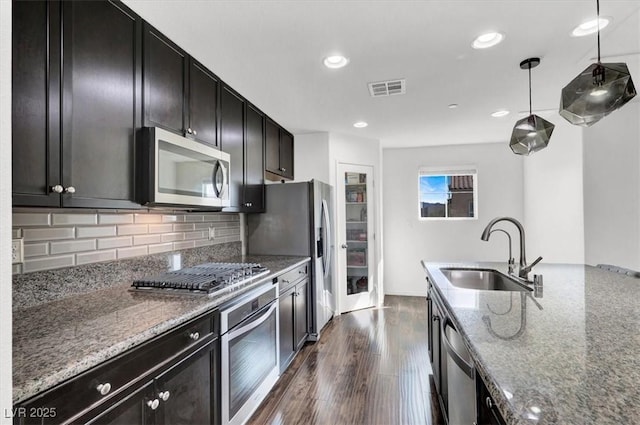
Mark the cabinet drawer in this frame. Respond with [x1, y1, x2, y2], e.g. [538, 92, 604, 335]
[278, 263, 309, 293]
[18, 312, 217, 425]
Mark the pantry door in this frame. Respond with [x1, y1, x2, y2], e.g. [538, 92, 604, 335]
[336, 163, 376, 313]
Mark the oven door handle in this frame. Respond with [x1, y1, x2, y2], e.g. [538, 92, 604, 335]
[228, 301, 277, 340]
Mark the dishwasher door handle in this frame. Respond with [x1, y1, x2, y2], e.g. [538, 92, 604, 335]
[442, 318, 475, 378]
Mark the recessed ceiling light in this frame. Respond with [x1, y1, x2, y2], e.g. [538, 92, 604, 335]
[571, 17, 610, 37]
[491, 110, 510, 117]
[472, 32, 505, 49]
[353, 121, 368, 128]
[323, 55, 349, 69]
[448, 103, 459, 109]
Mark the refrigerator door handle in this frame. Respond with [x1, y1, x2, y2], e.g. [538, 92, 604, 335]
[321, 199, 331, 278]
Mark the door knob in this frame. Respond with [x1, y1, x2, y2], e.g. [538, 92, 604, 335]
[147, 399, 159, 410]
[341, 244, 348, 249]
[65, 186, 76, 194]
[51, 185, 64, 194]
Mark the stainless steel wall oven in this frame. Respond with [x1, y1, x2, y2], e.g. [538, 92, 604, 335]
[220, 282, 279, 425]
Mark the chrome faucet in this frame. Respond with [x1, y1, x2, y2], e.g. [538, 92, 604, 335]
[481, 216, 542, 281]
[488, 228, 515, 274]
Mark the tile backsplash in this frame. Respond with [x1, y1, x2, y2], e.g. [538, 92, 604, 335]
[12, 209, 241, 274]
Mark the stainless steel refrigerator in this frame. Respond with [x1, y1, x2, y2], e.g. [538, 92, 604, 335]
[247, 180, 334, 341]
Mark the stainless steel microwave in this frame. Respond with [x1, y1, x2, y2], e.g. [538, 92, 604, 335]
[137, 127, 230, 208]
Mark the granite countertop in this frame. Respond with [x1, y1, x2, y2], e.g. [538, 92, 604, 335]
[423, 262, 640, 425]
[13, 255, 310, 404]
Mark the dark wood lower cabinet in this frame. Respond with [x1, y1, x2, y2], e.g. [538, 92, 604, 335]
[476, 372, 507, 425]
[278, 278, 308, 373]
[82, 382, 154, 425]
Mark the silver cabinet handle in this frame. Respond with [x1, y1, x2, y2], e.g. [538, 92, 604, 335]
[281, 168, 286, 173]
[65, 186, 76, 194]
[193, 129, 197, 136]
[96, 383, 112, 396]
[245, 202, 253, 207]
[51, 185, 64, 193]
[341, 244, 348, 249]
[159, 391, 171, 402]
[281, 278, 290, 284]
[189, 332, 200, 341]
[486, 396, 493, 409]
[147, 399, 160, 410]
[187, 128, 193, 134]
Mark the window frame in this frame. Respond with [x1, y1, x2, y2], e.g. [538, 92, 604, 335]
[418, 166, 478, 221]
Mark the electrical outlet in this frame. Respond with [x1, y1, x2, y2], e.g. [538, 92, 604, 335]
[12, 238, 24, 264]
[208, 227, 216, 241]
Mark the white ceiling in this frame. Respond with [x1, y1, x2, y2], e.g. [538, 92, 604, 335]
[123, 0, 640, 148]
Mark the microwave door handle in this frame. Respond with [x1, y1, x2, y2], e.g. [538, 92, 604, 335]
[212, 160, 222, 198]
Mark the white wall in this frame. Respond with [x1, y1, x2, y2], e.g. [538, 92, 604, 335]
[584, 101, 640, 269]
[383, 143, 524, 296]
[293, 132, 330, 184]
[1, 0, 12, 417]
[524, 120, 585, 264]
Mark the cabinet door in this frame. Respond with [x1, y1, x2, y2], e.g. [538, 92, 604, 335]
[188, 59, 218, 147]
[220, 85, 245, 210]
[82, 382, 154, 425]
[294, 279, 308, 350]
[264, 118, 280, 176]
[61, 0, 141, 208]
[154, 340, 217, 425]
[12, 0, 61, 207]
[278, 286, 296, 373]
[279, 130, 294, 180]
[143, 22, 187, 135]
[244, 104, 265, 212]
[476, 373, 507, 425]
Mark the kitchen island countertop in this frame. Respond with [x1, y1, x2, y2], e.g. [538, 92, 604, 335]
[423, 262, 640, 425]
[13, 255, 309, 404]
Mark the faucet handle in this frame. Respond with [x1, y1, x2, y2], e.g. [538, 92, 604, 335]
[529, 256, 543, 269]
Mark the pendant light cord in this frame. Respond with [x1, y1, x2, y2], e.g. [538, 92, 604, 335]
[596, 0, 601, 63]
[528, 65, 532, 115]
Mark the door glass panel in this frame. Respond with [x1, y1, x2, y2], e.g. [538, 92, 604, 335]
[158, 140, 217, 198]
[344, 172, 369, 295]
[228, 308, 277, 418]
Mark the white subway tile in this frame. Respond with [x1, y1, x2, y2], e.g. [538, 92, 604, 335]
[185, 231, 206, 240]
[23, 255, 75, 273]
[193, 223, 212, 230]
[99, 213, 134, 225]
[50, 239, 96, 254]
[13, 213, 51, 227]
[52, 213, 97, 226]
[162, 214, 184, 223]
[173, 240, 195, 250]
[134, 213, 163, 224]
[161, 233, 184, 243]
[173, 223, 195, 232]
[76, 226, 116, 238]
[148, 224, 173, 234]
[117, 224, 149, 236]
[23, 243, 49, 258]
[194, 239, 215, 248]
[23, 227, 75, 242]
[184, 214, 204, 222]
[117, 246, 148, 259]
[133, 234, 162, 245]
[76, 250, 117, 265]
[148, 243, 174, 254]
[98, 236, 132, 250]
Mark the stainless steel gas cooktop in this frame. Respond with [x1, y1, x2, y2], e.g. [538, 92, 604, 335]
[132, 262, 269, 295]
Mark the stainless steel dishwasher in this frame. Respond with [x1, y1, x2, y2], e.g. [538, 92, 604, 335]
[442, 318, 476, 425]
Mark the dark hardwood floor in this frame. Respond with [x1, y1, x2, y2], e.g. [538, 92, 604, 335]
[248, 295, 445, 425]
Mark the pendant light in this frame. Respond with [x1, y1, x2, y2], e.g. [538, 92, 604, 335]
[559, 0, 636, 127]
[510, 58, 555, 156]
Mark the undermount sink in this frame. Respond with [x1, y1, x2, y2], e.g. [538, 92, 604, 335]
[440, 268, 532, 292]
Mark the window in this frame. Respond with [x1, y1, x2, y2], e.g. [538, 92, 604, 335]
[418, 168, 477, 219]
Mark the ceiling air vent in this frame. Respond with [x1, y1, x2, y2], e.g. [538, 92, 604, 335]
[368, 79, 406, 97]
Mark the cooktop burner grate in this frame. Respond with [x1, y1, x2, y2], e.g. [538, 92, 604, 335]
[132, 262, 269, 294]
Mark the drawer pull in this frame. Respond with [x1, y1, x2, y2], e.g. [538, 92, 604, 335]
[96, 383, 112, 396]
[147, 399, 160, 410]
[159, 391, 171, 401]
[189, 332, 200, 341]
[486, 396, 493, 409]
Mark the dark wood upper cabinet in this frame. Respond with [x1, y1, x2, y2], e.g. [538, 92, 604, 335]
[143, 23, 187, 135]
[12, 0, 141, 209]
[61, 0, 141, 208]
[142, 24, 219, 147]
[265, 117, 294, 181]
[12, 0, 61, 207]
[188, 60, 219, 147]
[220, 85, 245, 211]
[244, 104, 265, 212]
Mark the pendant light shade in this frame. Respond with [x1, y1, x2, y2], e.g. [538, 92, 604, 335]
[510, 58, 554, 156]
[559, 0, 637, 127]
[559, 62, 636, 127]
